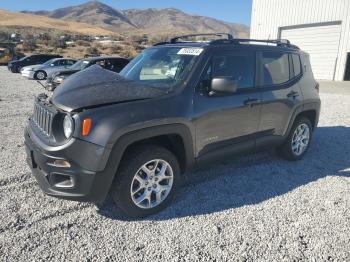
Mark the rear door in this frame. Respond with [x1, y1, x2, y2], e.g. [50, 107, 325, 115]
[256, 50, 303, 147]
[194, 49, 262, 158]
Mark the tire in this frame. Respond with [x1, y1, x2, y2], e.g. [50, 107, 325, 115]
[10, 67, 17, 73]
[34, 70, 47, 80]
[278, 117, 313, 161]
[111, 145, 180, 218]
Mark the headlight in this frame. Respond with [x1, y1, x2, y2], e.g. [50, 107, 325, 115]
[54, 75, 65, 84]
[63, 115, 74, 139]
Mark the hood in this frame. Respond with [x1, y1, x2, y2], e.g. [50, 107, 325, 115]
[51, 65, 165, 112]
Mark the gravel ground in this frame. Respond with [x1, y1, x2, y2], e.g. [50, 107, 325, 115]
[0, 66, 349, 261]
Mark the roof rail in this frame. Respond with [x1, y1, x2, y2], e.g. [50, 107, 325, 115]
[170, 33, 234, 44]
[210, 38, 299, 49]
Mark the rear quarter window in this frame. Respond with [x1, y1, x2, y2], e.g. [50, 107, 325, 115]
[292, 53, 302, 76]
[262, 51, 290, 85]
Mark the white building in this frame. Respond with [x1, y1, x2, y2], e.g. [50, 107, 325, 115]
[250, 0, 350, 81]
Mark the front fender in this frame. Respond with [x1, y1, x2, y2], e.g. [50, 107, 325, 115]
[94, 124, 195, 199]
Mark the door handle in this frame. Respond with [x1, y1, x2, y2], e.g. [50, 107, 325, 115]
[287, 91, 299, 98]
[243, 98, 261, 107]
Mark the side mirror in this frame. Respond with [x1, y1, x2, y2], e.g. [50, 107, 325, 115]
[50, 64, 55, 66]
[210, 77, 238, 94]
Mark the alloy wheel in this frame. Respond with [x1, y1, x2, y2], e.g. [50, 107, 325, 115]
[291, 123, 310, 156]
[130, 159, 174, 209]
[36, 71, 46, 80]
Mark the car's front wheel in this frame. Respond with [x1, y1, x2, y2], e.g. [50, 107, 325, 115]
[34, 70, 47, 80]
[111, 145, 180, 218]
[278, 117, 313, 161]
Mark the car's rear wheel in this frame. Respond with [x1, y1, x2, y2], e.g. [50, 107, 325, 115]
[111, 145, 180, 218]
[278, 117, 313, 161]
[34, 70, 47, 80]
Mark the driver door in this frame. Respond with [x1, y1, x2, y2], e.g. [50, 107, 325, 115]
[193, 49, 262, 160]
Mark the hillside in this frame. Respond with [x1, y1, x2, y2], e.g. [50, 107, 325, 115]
[0, 9, 117, 36]
[23, 1, 250, 37]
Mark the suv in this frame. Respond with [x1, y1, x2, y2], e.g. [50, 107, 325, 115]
[24, 34, 321, 218]
[44, 56, 130, 91]
[8, 54, 62, 73]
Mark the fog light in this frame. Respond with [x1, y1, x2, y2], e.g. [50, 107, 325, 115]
[48, 159, 71, 168]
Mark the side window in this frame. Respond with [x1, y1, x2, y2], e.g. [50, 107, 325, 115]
[212, 52, 255, 89]
[67, 60, 76, 65]
[292, 53, 301, 76]
[108, 59, 128, 72]
[104, 59, 114, 71]
[261, 51, 290, 85]
[96, 60, 106, 68]
[53, 60, 61, 66]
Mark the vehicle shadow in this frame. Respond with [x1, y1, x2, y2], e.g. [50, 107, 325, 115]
[97, 126, 350, 221]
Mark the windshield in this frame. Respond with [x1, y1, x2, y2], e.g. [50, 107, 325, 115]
[68, 59, 90, 70]
[119, 46, 202, 90]
[43, 58, 57, 66]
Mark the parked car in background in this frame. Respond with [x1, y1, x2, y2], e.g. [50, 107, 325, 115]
[45, 56, 129, 90]
[21, 58, 77, 80]
[24, 33, 321, 218]
[7, 54, 62, 73]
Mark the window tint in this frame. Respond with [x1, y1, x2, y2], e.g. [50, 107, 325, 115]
[106, 59, 128, 72]
[66, 60, 76, 65]
[262, 52, 290, 85]
[211, 52, 255, 89]
[292, 53, 301, 76]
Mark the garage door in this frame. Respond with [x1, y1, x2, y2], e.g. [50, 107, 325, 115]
[280, 23, 341, 80]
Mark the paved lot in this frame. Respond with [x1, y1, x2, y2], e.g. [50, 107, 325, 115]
[319, 80, 350, 95]
[0, 66, 349, 261]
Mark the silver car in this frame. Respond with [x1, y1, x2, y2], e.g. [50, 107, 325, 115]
[21, 58, 77, 80]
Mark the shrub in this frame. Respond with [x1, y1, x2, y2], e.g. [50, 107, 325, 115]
[22, 38, 37, 52]
[76, 40, 91, 47]
[50, 37, 67, 49]
[86, 46, 99, 55]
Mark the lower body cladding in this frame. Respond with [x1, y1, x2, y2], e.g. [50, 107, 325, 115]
[24, 127, 114, 202]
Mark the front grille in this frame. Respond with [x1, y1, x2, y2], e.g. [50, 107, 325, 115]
[33, 102, 53, 136]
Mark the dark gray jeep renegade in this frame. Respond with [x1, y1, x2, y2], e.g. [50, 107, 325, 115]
[25, 34, 321, 217]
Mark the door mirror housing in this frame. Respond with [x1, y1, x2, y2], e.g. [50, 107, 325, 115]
[210, 77, 238, 94]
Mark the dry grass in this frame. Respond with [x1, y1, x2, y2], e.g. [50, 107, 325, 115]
[0, 9, 118, 36]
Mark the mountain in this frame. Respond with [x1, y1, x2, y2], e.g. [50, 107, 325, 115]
[0, 9, 118, 36]
[23, 1, 249, 37]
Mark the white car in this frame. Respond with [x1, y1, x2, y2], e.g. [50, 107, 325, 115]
[21, 58, 76, 80]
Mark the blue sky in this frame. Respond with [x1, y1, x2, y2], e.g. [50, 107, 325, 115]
[0, 0, 253, 25]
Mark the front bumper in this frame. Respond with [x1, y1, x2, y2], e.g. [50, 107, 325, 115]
[44, 81, 58, 91]
[24, 126, 113, 202]
[21, 70, 35, 79]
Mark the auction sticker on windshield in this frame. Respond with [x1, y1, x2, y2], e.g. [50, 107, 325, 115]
[177, 48, 203, 56]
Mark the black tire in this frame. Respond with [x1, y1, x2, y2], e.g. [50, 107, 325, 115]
[10, 67, 18, 73]
[111, 145, 180, 218]
[278, 117, 313, 161]
[34, 70, 47, 80]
